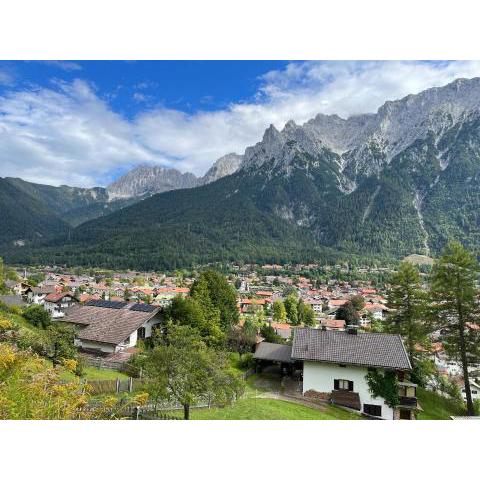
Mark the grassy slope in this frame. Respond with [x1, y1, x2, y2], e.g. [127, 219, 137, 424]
[1, 307, 130, 382]
[417, 388, 465, 420]
[59, 366, 129, 382]
[169, 398, 362, 420]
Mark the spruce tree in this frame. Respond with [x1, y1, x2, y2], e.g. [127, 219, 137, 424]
[430, 242, 480, 415]
[386, 261, 429, 369]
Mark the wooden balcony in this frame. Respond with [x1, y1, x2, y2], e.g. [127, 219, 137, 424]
[398, 396, 417, 407]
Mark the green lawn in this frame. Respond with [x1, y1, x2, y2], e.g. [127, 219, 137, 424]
[59, 365, 129, 382]
[165, 398, 362, 420]
[417, 388, 465, 420]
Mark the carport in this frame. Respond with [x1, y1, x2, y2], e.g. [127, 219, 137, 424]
[253, 342, 296, 376]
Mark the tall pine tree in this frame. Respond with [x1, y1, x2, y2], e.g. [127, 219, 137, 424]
[430, 243, 480, 416]
[386, 261, 429, 371]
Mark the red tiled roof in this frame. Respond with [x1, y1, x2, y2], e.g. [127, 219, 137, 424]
[44, 292, 76, 303]
[270, 322, 291, 330]
[320, 319, 346, 329]
[240, 298, 266, 305]
[329, 299, 348, 307]
[364, 303, 388, 311]
[466, 322, 480, 331]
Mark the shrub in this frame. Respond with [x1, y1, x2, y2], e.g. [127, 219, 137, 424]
[23, 305, 51, 329]
[237, 352, 255, 370]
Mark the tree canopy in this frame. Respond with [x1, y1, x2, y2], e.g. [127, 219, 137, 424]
[143, 326, 244, 419]
[190, 270, 239, 332]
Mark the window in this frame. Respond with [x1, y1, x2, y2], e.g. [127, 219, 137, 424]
[334, 379, 353, 391]
[364, 404, 382, 417]
[137, 326, 146, 340]
[399, 409, 411, 420]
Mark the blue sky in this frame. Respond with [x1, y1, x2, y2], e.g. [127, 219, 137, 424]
[0, 60, 291, 116]
[2, 60, 480, 187]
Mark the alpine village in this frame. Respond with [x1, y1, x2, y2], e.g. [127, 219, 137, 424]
[2, 77, 480, 421]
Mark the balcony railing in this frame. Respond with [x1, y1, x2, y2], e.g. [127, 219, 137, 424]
[398, 396, 417, 407]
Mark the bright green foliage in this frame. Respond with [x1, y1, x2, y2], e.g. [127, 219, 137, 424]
[365, 369, 400, 408]
[430, 242, 480, 415]
[190, 270, 239, 331]
[284, 294, 298, 325]
[23, 304, 51, 329]
[259, 324, 285, 344]
[297, 299, 315, 326]
[272, 299, 287, 323]
[164, 295, 224, 346]
[42, 324, 78, 367]
[142, 326, 244, 419]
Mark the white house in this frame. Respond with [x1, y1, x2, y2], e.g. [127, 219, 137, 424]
[291, 327, 417, 420]
[27, 285, 57, 305]
[306, 299, 323, 314]
[43, 292, 78, 318]
[460, 379, 480, 402]
[61, 299, 163, 354]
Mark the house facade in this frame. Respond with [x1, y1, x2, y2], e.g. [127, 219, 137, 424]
[292, 327, 417, 420]
[62, 299, 163, 354]
[43, 292, 78, 318]
[27, 285, 58, 305]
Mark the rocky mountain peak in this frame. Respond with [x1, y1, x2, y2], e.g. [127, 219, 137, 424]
[201, 153, 243, 184]
[107, 165, 198, 200]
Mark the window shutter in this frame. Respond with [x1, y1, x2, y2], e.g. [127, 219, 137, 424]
[334, 379, 339, 390]
[348, 381, 354, 391]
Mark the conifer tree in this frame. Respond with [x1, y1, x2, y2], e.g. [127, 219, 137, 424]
[430, 243, 480, 415]
[386, 261, 429, 369]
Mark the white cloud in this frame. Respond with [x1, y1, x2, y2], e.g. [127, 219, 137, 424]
[0, 69, 14, 85]
[2, 61, 480, 186]
[0, 79, 160, 186]
[42, 60, 83, 71]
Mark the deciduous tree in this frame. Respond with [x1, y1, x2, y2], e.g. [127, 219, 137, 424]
[143, 326, 244, 419]
[272, 299, 287, 323]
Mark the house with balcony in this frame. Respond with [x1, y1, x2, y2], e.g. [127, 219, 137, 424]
[291, 326, 418, 420]
[44, 292, 78, 318]
[26, 285, 58, 305]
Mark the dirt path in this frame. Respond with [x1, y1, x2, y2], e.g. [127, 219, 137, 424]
[255, 391, 331, 412]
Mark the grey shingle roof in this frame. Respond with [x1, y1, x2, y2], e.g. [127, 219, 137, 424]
[31, 286, 57, 294]
[254, 342, 293, 363]
[63, 303, 162, 345]
[291, 328, 411, 370]
[0, 295, 27, 307]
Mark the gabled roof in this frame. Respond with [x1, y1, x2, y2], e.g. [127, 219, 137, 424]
[291, 328, 411, 370]
[44, 292, 77, 303]
[63, 302, 162, 345]
[31, 285, 57, 295]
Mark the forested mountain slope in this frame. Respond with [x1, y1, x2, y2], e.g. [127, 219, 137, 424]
[4, 77, 480, 269]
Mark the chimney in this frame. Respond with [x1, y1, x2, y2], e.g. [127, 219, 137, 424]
[346, 324, 359, 335]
